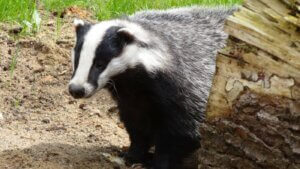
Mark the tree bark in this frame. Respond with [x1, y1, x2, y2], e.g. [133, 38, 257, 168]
[200, 0, 300, 168]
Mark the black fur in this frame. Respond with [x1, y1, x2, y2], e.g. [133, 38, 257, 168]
[87, 26, 128, 88]
[73, 24, 91, 78]
[70, 6, 236, 169]
[74, 26, 132, 87]
[106, 65, 201, 169]
[74, 24, 202, 169]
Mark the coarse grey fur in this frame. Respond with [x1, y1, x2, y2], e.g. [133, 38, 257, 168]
[128, 6, 236, 119]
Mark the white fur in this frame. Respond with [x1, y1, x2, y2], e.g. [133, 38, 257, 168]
[73, 18, 84, 27]
[70, 21, 116, 86]
[117, 27, 133, 36]
[71, 49, 75, 71]
[70, 20, 169, 97]
[96, 44, 167, 90]
[83, 83, 96, 97]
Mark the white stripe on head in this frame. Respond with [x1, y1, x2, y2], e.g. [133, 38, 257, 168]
[71, 49, 75, 71]
[97, 43, 169, 89]
[70, 21, 117, 85]
[69, 19, 170, 96]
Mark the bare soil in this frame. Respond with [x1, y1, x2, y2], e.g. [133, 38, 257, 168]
[0, 7, 130, 169]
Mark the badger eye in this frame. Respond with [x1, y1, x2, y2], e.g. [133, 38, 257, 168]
[96, 63, 104, 69]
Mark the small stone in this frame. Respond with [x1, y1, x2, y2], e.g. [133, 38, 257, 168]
[89, 112, 102, 117]
[88, 134, 96, 138]
[3, 66, 8, 71]
[46, 21, 55, 26]
[18, 40, 34, 48]
[33, 66, 45, 73]
[7, 39, 14, 45]
[52, 11, 66, 18]
[117, 122, 125, 129]
[95, 125, 102, 128]
[68, 100, 75, 104]
[45, 126, 67, 131]
[28, 76, 35, 83]
[40, 75, 56, 84]
[30, 51, 39, 56]
[34, 42, 51, 54]
[56, 40, 69, 45]
[87, 134, 97, 143]
[9, 26, 23, 34]
[8, 49, 12, 55]
[108, 106, 118, 113]
[42, 119, 50, 124]
[94, 112, 101, 117]
[79, 104, 87, 110]
[0, 113, 4, 120]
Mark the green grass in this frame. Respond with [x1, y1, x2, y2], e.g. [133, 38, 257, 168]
[41, 0, 241, 20]
[94, 0, 241, 20]
[0, 0, 241, 29]
[10, 44, 20, 77]
[0, 0, 36, 23]
[42, 0, 93, 14]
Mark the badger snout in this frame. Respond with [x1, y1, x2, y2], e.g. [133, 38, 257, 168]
[69, 84, 85, 99]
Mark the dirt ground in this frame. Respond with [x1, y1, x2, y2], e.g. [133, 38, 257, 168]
[0, 7, 131, 169]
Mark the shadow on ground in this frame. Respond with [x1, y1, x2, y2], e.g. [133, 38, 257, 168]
[0, 143, 128, 169]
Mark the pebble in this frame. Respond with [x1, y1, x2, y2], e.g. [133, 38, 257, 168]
[28, 76, 35, 83]
[42, 119, 50, 124]
[18, 40, 35, 48]
[7, 39, 14, 46]
[46, 21, 55, 26]
[56, 40, 69, 45]
[68, 100, 75, 104]
[3, 66, 8, 71]
[33, 65, 45, 73]
[9, 26, 23, 34]
[0, 112, 4, 120]
[117, 122, 125, 129]
[79, 104, 87, 110]
[40, 75, 56, 84]
[34, 42, 51, 54]
[108, 106, 118, 113]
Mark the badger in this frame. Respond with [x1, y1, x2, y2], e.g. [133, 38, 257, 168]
[68, 6, 236, 169]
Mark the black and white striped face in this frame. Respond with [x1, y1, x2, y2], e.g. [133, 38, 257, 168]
[68, 19, 166, 99]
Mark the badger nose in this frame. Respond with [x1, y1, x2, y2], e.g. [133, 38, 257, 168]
[69, 84, 85, 98]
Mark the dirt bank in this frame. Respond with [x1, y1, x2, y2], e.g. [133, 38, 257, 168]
[0, 7, 130, 169]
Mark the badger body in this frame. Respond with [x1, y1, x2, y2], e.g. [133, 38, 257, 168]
[69, 6, 236, 169]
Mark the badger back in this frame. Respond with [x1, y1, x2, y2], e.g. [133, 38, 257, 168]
[129, 6, 236, 111]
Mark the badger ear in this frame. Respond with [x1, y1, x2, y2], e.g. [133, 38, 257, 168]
[74, 18, 85, 28]
[117, 28, 135, 43]
[73, 18, 91, 39]
[73, 18, 86, 34]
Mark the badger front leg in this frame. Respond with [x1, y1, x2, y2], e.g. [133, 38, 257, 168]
[124, 127, 153, 165]
[119, 109, 154, 165]
[154, 130, 200, 169]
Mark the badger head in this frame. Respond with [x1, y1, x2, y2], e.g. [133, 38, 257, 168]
[68, 18, 167, 99]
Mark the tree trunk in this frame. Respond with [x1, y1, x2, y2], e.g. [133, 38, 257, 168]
[200, 0, 300, 168]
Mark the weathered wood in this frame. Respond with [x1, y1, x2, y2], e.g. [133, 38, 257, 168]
[207, 0, 300, 118]
[201, 0, 300, 168]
